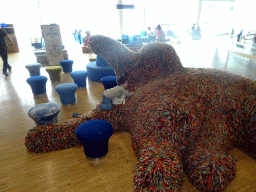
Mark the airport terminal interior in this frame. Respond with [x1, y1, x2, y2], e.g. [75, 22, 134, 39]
[1, 0, 256, 191]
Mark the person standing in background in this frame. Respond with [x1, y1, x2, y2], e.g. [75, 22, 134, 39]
[78, 29, 82, 45]
[237, 29, 243, 42]
[0, 28, 13, 76]
[147, 27, 154, 37]
[196, 25, 202, 40]
[72, 30, 77, 41]
[146, 27, 155, 42]
[191, 23, 196, 40]
[155, 24, 165, 42]
[84, 31, 91, 46]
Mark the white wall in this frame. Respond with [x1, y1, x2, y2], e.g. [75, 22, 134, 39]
[0, 0, 44, 50]
[2, 0, 250, 47]
[233, 0, 255, 33]
[37, 0, 120, 39]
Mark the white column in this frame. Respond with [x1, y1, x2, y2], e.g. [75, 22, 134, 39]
[118, 0, 123, 38]
[144, 7, 146, 30]
[37, 0, 43, 25]
[197, 0, 202, 26]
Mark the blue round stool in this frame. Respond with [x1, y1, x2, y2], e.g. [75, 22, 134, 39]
[1, 23, 7, 28]
[59, 60, 73, 73]
[28, 103, 60, 125]
[70, 70, 88, 87]
[55, 83, 78, 105]
[27, 76, 48, 95]
[95, 56, 110, 67]
[25, 63, 42, 76]
[86, 56, 116, 82]
[86, 62, 116, 82]
[100, 76, 117, 90]
[76, 119, 113, 160]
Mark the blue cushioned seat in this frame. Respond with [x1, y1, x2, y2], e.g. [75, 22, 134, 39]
[59, 60, 73, 73]
[25, 63, 42, 76]
[76, 119, 113, 159]
[140, 31, 147, 38]
[28, 103, 60, 125]
[55, 83, 78, 105]
[100, 76, 117, 90]
[96, 56, 109, 67]
[27, 76, 48, 95]
[121, 34, 129, 44]
[1, 23, 7, 28]
[86, 56, 115, 82]
[70, 70, 88, 87]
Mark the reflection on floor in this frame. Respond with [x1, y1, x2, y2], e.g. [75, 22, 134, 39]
[172, 36, 256, 81]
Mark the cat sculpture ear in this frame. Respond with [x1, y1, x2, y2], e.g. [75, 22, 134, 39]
[89, 35, 137, 76]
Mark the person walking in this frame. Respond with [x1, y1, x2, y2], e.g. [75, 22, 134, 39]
[0, 28, 13, 76]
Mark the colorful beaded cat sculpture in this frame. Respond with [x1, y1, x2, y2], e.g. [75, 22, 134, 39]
[25, 35, 256, 191]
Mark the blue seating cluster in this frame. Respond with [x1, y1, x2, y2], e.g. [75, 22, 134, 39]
[119, 29, 178, 46]
[26, 59, 87, 105]
[120, 34, 143, 47]
[26, 56, 117, 161]
[26, 56, 118, 106]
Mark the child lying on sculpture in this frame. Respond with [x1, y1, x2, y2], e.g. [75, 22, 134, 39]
[96, 72, 134, 110]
